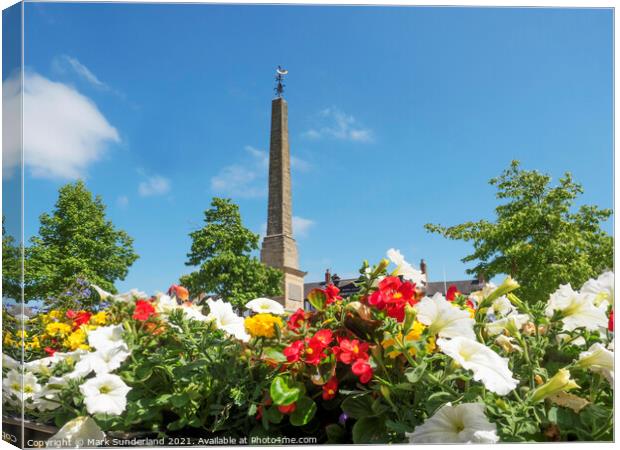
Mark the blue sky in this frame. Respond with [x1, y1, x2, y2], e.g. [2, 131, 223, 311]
[4, 3, 613, 295]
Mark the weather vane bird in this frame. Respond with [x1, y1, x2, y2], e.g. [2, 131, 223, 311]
[275, 65, 288, 98]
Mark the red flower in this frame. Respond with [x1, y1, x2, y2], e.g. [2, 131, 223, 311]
[73, 311, 92, 328]
[304, 338, 327, 366]
[351, 359, 373, 384]
[312, 329, 334, 347]
[283, 340, 305, 363]
[65, 310, 77, 319]
[322, 376, 339, 400]
[334, 337, 369, 365]
[44, 347, 56, 356]
[368, 276, 417, 321]
[446, 285, 459, 301]
[287, 308, 306, 331]
[278, 403, 297, 414]
[325, 284, 343, 304]
[133, 299, 157, 321]
[609, 309, 614, 332]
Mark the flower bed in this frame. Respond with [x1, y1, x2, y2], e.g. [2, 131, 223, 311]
[2, 250, 614, 445]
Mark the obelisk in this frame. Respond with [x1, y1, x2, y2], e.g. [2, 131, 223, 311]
[260, 67, 306, 310]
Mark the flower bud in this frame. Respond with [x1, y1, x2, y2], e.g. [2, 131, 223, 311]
[483, 277, 520, 307]
[402, 304, 416, 334]
[374, 259, 390, 276]
[529, 368, 580, 403]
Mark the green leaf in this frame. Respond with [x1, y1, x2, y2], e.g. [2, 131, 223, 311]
[352, 417, 387, 444]
[404, 361, 427, 384]
[270, 375, 303, 406]
[170, 392, 190, 408]
[307, 288, 327, 311]
[325, 424, 346, 443]
[264, 407, 283, 424]
[341, 393, 374, 419]
[289, 396, 317, 426]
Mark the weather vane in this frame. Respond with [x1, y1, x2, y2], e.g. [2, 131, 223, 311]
[274, 65, 288, 97]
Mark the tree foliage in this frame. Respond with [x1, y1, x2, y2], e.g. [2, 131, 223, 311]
[425, 161, 613, 303]
[2, 217, 22, 301]
[26, 181, 138, 301]
[180, 198, 282, 308]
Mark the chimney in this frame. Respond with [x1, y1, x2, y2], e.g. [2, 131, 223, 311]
[325, 269, 331, 285]
[420, 259, 427, 275]
[331, 273, 341, 287]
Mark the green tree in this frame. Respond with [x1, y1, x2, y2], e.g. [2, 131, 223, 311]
[180, 198, 282, 308]
[27, 181, 138, 300]
[2, 217, 22, 301]
[425, 161, 613, 304]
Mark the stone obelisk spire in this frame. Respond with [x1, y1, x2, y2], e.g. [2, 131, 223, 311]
[260, 67, 306, 310]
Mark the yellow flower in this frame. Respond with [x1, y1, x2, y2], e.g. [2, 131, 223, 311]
[244, 313, 283, 339]
[64, 328, 89, 351]
[46, 322, 72, 337]
[25, 336, 41, 350]
[382, 321, 429, 358]
[90, 311, 107, 326]
[3, 333, 16, 346]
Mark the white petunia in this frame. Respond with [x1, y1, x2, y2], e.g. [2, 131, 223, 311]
[386, 248, 426, 285]
[545, 284, 607, 331]
[33, 376, 68, 412]
[438, 337, 518, 395]
[87, 324, 126, 351]
[486, 314, 530, 336]
[75, 346, 131, 376]
[407, 402, 499, 443]
[154, 294, 180, 314]
[415, 294, 475, 340]
[47, 416, 105, 447]
[206, 298, 250, 342]
[181, 303, 210, 322]
[487, 296, 515, 318]
[245, 297, 285, 315]
[3, 370, 41, 401]
[581, 271, 614, 308]
[576, 343, 614, 385]
[79, 373, 131, 416]
[2, 353, 20, 370]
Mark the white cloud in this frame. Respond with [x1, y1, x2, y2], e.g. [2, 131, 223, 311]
[116, 195, 129, 208]
[2, 71, 120, 180]
[138, 175, 171, 197]
[53, 55, 106, 88]
[303, 107, 373, 143]
[210, 145, 309, 198]
[293, 216, 315, 238]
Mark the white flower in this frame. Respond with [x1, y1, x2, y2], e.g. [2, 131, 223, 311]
[3, 370, 41, 401]
[530, 368, 579, 403]
[545, 284, 607, 331]
[33, 376, 68, 412]
[47, 416, 105, 447]
[407, 402, 499, 443]
[79, 373, 131, 416]
[181, 303, 210, 322]
[75, 346, 131, 376]
[576, 343, 614, 385]
[581, 271, 614, 308]
[245, 297, 285, 315]
[87, 324, 126, 351]
[154, 294, 180, 314]
[386, 248, 426, 285]
[92, 285, 147, 303]
[2, 353, 20, 370]
[487, 296, 515, 318]
[438, 337, 518, 395]
[415, 294, 475, 340]
[206, 298, 250, 342]
[486, 313, 530, 336]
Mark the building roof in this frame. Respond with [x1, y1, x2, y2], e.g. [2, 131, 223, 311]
[304, 277, 483, 299]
